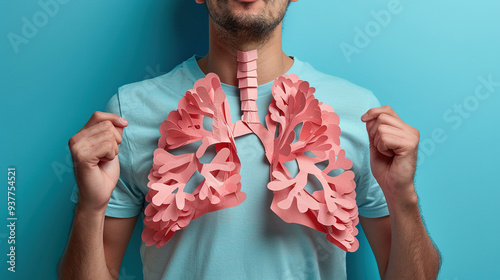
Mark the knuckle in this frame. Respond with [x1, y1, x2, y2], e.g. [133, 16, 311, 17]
[101, 120, 114, 129]
[102, 140, 115, 151]
[378, 113, 389, 122]
[68, 136, 76, 147]
[102, 130, 114, 139]
[377, 124, 389, 133]
[382, 105, 392, 111]
[378, 134, 387, 142]
[380, 133, 391, 143]
[92, 111, 103, 120]
[69, 135, 85, 152]
[413, 127, 420, 138]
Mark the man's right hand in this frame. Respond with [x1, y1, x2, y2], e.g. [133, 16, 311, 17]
[68, 111, 129, 213]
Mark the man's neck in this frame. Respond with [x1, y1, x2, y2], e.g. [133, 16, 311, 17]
[197, 20, 294, 86]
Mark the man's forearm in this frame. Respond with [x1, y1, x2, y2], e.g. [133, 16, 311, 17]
[58, 204, 115, 280]
[384, 187, 441, 279]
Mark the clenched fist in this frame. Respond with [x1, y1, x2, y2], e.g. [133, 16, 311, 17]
[361, 105, 420, 204]
[68, 111, 128, 213]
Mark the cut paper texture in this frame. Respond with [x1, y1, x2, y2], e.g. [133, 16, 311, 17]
[142, 50, 360, 252]
[265, 75, 359, 252]
[142, 73, 246, 248]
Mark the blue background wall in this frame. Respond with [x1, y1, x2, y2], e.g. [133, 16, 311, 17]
[1, 0, 499, 279]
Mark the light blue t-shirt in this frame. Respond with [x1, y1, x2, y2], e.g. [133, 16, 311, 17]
[71, 55, 389, 280]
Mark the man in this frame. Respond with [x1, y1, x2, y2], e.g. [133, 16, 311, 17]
[59, 0, 441, 279]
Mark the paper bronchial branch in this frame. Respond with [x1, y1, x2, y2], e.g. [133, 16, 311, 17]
[142, 50, 360, 252]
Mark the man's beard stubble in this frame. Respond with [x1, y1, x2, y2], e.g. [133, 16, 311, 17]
[205, 0, 290, 48]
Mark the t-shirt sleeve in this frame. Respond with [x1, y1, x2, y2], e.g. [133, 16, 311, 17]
[354, 94, 390, 218]
[70, 93, 144, 218]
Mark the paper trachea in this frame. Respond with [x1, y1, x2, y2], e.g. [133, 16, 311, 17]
[237, 50, 259, 124]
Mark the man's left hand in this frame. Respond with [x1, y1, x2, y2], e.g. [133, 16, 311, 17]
[361, 105, 420, 203]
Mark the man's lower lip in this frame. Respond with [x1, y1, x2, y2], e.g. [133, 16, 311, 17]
[239, 0, 258, 3]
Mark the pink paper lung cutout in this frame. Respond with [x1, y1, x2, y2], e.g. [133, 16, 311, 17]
[142, 65, 359, 252]
[142, 73, 246, 248]
[265, 74, 359, 252]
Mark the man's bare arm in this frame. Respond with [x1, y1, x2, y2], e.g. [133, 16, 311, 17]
[57, 112, 133, 279]
[361, 106, 441, 279]
[59, 205, 111, 280]
[103, 215, 140, 278]
[359, 216, 391, 278]
[58, 206, 138, 280]
[386, 192, 440, 279]
[361, 203, 441, 279]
